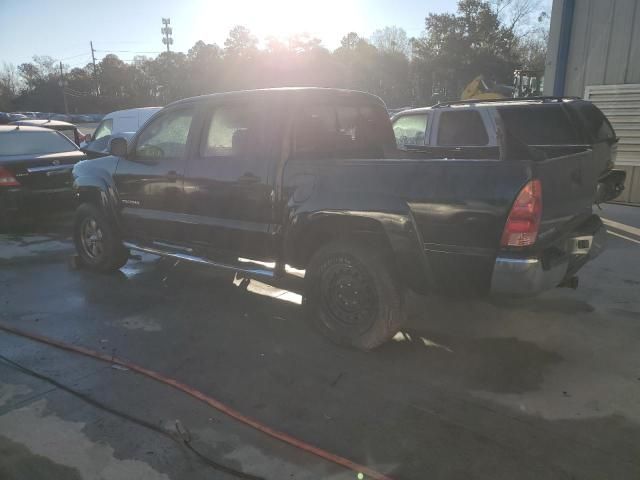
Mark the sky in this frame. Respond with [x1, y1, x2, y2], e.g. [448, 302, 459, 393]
[0, 0, 459, 68]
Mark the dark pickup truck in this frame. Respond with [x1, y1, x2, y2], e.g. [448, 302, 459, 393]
[71, 88, 625, 349]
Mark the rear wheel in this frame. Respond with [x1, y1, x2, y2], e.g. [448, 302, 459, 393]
[304, 241, 406, 350]
[73, 203, 129, 272]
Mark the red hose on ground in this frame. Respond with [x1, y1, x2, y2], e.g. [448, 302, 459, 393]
[0, 322, 394, 480]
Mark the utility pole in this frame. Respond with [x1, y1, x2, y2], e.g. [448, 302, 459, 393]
[90, 41, 99, 96]
[161, 18, 173, 52]
[58, 62, 69, 114]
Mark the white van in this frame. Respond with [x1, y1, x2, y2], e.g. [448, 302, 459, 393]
[83, 107, 161, 154]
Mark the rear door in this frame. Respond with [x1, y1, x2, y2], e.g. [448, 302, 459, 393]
[181, 99, 278, 262]
[113, 104, 196, 244]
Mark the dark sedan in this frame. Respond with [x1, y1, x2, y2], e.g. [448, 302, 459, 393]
[0, 125, 87, 228]
[10, 119, 86, 146]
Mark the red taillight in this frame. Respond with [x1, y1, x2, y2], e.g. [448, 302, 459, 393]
[0, 167, 20, 187]
[501, 179, 542, 247]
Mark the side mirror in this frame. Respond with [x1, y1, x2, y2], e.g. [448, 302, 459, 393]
[109, 137, 128, 157]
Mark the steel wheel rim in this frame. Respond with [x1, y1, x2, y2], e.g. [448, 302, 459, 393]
[320, 261, 378, 332]
[80, 217, 104, 260]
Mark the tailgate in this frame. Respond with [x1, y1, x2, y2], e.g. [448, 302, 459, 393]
[531, 146, 598, 244]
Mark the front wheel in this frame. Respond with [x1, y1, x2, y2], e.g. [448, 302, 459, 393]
[304, 241, 406, 350]
[73, 203, 129, 272]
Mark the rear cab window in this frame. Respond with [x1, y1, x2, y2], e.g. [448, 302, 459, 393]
[293, 102, 393, 160]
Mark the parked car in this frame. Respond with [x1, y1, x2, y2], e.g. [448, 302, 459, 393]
[8, 113, 28, 122]
[70, 88, 624, 350]
[50, 113, 72, 122]
[390, 97, 626, 204]
[0, 125, 87, 227]
[81, 107, 161, 155]
[10, 119, 85, 146]
[17, 111, 38, 119]
[0, 112, 11, 125]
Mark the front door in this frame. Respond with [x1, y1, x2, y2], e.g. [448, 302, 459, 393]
[114, 105, 196, 245]
[182, 100, 278, 263]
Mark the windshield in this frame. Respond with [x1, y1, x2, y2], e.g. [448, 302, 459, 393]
[93, 118, 113, 140]
[0, 130, 77, 155]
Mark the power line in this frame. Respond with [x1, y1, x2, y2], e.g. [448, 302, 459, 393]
[94, 49, 164, 54]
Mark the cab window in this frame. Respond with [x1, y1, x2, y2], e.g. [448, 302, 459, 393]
[393, 114, 429, 147]
[200, 104, 255, 158]
[135, 107, 194, 160]
[437, 110, 489, 146]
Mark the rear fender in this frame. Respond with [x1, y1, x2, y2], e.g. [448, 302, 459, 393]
[285, 209, 434, 292]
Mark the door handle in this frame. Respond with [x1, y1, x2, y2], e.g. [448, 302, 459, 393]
[166, 170, 179, 182]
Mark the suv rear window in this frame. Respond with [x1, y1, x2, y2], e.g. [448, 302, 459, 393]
[568, 102, 616, 143]
[437, 110, 488, 146]
[498, 105, 581, 145]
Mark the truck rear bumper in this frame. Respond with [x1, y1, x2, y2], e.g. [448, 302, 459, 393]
[490, 217, 607, 296]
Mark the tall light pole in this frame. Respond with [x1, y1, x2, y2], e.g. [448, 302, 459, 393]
[161, 18, 173, 53]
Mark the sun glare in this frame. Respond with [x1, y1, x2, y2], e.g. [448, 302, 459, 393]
[195, 0, 366, 47]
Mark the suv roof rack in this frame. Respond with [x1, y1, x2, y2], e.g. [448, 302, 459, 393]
[432, 96, 581, 108]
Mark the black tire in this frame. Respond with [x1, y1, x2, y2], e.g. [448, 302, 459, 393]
[304, 241, 406, 350]
[73, 203, 129, 272]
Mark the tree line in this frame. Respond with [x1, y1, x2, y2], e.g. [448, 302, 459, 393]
[0, 0, 549, 114]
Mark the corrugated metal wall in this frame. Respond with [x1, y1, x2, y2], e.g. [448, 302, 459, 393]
[546, 0, 640, 204]
[561, 0, 640, 97]
[585, 84, 640, 204]
[585, 84, 640, 166]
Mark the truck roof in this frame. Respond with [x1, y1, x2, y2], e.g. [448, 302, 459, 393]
[394, 97, 583, 116]
[169, 87, 386, 108]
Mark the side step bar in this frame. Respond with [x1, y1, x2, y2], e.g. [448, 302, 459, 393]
[122, 241, 275, 278]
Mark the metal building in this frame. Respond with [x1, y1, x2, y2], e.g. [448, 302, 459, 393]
[545, 0, 640, 204]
